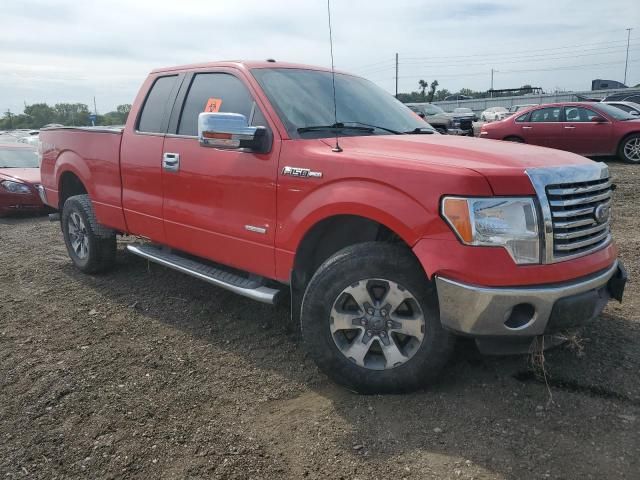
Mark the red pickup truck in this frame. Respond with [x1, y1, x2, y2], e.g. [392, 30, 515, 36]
[39, 61, 627, 393]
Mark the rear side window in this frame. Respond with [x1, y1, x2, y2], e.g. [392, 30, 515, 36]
[137, 75, 178, 133]
[177, 73, 255, 136]
[530, 107, 561, 122]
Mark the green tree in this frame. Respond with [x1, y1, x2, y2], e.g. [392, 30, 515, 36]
[418, 79, 428, 101]
[427, 80, 439, 103]
[24, 103, 56, 128]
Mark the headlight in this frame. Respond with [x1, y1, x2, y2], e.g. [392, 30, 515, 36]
[1, 180, 32, 195]
[442, 196, 540, 264]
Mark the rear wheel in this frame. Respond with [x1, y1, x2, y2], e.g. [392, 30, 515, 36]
[504, 136, 524, 143]
[300, 242, 455, 393]
[62, 194, 116, 273]
[618, 134, 640, 164]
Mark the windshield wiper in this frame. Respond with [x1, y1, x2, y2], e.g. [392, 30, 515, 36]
[297, 123, 374, 134]
[404, 127, 436, 134]
[340, 121, 403, 135]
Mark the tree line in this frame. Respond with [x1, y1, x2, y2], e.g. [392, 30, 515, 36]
[0, 103, 132, 130]
[397, 80, 539, 103]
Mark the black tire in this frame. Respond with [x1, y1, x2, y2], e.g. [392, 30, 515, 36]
[61, 194, 116, 273]
[618, 133, 640, 164]
[504, 136, 524, 143]
[300, 242, 455, 393]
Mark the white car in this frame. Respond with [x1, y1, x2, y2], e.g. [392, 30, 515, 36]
[604, 101, 640, 117]
[481, 106, 509, 122]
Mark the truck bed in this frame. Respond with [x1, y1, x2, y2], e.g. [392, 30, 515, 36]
[39, 126, 126, 231]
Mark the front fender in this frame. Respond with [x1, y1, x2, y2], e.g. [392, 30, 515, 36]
[276, 178, 431, 253]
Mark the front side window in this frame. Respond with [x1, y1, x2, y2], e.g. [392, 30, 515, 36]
[515, 112, 530, 122]
[564, 107, 600, 122]
[177, 73, 259, 136]
[137, 75, 178, 133]
[252, 68, 428, 137]
[530, 107, 561, 122]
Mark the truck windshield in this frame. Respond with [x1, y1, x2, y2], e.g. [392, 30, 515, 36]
[252, 68, 430, 138]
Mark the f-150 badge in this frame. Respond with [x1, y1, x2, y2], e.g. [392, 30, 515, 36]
[282, 166, 323, 178]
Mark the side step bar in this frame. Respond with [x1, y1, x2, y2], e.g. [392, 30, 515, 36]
[126, 244, 282, 305]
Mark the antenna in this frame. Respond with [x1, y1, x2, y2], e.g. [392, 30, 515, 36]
[327, 0, 342, 153]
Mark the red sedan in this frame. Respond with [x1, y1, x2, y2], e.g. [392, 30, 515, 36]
[479, 102, 640, 163]
[0, 143, 48, 216]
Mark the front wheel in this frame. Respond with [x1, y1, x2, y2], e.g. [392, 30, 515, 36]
[300, 242, 455, 393]
[62, 194, 116, 273]
[619, 134, 640, 164]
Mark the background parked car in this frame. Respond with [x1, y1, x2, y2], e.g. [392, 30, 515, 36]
[407, 103, 474, 135]
[479, 102, 640, 163]
[0, 143, 48, 216]
[481, 106, 509, 122]
[605, 101, 640, 117]
[444, 94, 472, 101]
[506, 103, 538, 116]
[452, 107, 477, 122]
[602, 90, 640, 104]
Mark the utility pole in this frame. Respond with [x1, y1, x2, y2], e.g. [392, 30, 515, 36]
[395, 53, 399, 98]
[490, 68, 494, 98]
[624, 28, 632, 85]
[5, 109, 13, 130]
[93, 96, 98, 116]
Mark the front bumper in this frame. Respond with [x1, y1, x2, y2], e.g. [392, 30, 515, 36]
[435, 260, 626, 337]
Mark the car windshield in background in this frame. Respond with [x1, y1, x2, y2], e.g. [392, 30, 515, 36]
[251, 68, 430, 137]
[0, 147, 39, 168]
[592, 103, 637, 121]
[454, 108, 472, 113]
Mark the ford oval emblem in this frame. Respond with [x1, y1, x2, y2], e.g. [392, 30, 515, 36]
[594, 204, 610, 224]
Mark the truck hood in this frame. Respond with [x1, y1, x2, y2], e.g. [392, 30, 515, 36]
[0, 167, 41, 185]
[321, 134, 594, 195]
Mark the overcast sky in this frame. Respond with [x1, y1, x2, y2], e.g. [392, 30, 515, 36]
[1, 0, 638, 114]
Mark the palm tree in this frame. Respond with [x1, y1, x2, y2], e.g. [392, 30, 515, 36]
[418, 79, 428, 101]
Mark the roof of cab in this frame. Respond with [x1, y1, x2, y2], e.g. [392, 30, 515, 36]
[151, 60, 337, 74]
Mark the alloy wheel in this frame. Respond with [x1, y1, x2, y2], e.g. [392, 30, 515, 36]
[68, 212, 89, 259]
[329, 278, 426, 370]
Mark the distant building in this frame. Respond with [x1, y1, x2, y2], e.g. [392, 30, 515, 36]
[591, 79, 627, 91]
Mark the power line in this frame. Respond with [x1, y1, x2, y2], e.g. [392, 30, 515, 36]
[350, 37, 639, 74]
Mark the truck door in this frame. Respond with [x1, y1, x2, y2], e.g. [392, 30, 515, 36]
[161, 71, 279, 279]
[120, 74, 182, 242]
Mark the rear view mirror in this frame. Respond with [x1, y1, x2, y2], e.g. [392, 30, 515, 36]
[418, 112, 426, 119]
[198, 112, 269, 152]
[591, 116, 607, 123]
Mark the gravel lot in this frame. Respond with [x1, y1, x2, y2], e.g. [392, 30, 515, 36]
[1, 161, 638, 479]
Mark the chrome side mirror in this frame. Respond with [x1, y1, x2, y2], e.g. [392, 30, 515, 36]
[198, 112, 269, 152]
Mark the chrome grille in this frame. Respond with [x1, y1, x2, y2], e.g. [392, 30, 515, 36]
[546, 177, 612, 259]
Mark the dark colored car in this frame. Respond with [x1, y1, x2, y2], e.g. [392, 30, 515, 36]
[444, 94, 472, 101]
[602, 91, 640, 104]
[0, 144, 47, 216]
[406, 103, 474, 135]
[479, 102, 640, 163]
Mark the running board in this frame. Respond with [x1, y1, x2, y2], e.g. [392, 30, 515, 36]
[126, 244, 282, 305]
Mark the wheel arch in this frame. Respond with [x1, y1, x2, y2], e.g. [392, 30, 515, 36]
[55, 151, 93, 210]
[617, 130, 640, 154]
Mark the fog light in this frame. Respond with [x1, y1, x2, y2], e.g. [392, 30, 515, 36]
[504, 303, 535, 329]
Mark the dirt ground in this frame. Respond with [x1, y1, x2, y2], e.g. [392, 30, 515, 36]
[1, 161, 638, 480]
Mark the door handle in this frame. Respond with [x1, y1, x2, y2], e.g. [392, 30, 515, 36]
[564, 125, 576, 129]
[163, 152, 180, 172]
[522, 126, 533, 129]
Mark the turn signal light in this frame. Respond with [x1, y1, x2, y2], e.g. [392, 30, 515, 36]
[441, 197, 473, 243]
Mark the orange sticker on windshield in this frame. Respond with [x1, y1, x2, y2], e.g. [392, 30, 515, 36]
[204, 98, 222, 112]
